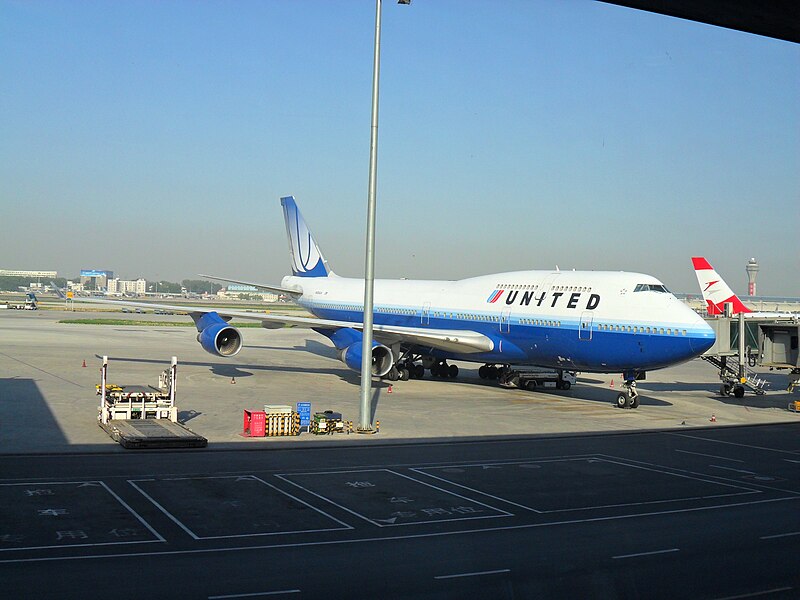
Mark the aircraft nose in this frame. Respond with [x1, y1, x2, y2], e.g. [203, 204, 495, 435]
[689, 318, 715, 355]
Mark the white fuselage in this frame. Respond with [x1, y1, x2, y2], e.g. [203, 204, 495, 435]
[283, 269, 715, 373]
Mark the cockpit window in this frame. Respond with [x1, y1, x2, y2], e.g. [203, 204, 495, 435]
[634, 283, 670, 293]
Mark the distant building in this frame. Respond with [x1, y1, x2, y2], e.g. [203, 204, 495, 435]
[107, 278, 147, 295]
[0, 269, 58, 278]
[80, 269, 114, 290]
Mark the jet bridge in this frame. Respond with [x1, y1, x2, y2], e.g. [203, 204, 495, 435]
[702, 312, 800, 397]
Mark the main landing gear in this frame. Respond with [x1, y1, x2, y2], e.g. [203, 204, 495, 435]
[429, 360, 458, 379]
[615, 374, 641, 409]
[383, 354, 456, 381]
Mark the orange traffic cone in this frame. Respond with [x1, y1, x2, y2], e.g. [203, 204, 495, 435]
[230, 377, 236, 384]
[710, 414, 716, 422]
[609, 379, 614, 388]
[387, 385, 393, 394]
[82, 359, 87, 368]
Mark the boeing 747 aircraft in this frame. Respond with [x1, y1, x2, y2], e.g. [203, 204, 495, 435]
[61, 197, 715, 408]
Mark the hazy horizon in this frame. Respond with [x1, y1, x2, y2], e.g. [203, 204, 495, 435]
[2, 1, 798, 296]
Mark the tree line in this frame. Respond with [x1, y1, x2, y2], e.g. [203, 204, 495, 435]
[0, 277, 221, 294]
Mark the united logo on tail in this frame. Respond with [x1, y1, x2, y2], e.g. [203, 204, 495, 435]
[281, 196, 330, 278]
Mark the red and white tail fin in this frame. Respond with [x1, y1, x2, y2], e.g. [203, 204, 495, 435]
[691, 257, 751, 315]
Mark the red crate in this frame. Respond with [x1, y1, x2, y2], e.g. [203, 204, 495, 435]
[243, 410, 266, 437]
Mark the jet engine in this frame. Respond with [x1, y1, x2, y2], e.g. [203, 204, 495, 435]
[320, 327, 393, 377]
[339, 341, 393, 377]
[193, 312, 243, 357]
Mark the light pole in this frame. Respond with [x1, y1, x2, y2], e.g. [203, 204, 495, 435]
[358, 0, 410, 432]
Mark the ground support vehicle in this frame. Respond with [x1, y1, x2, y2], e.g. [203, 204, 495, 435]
[97, 356, 206, 449]
[492, 365, 577, 392]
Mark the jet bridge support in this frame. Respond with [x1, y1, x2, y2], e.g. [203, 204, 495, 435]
[702, 312, 800, 397]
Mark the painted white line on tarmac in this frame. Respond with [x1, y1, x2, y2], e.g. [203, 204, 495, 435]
[434, 568, 510, 580]
[612, 548, 679, 559]
[760, 531, 800, 540]
[669, 433, 800, 456]
[3, 495, 797, 565]
[708, 465, 757, 475]
[713, 587, 793, 599]
[675, 449, 744, 462]
[208, 590, 300, 599]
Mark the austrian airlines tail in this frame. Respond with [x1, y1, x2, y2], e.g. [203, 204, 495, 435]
[691, 257, 751, 315]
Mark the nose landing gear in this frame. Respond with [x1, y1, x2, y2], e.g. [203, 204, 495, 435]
[615, 373, 642, 409]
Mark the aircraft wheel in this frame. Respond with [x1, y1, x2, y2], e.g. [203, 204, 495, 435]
[414, 364, 425, 379]
[616, 392, 630, 409]
[630, 394, 640, 409]
[488, 366, 498, 379]
[733, 385, 745, 398]
[479, 366, 487, 379]
[386, 367, 399, 382]
[526, 380, 537, 391]
[448, 364, 459, 378]
[720, 383, 732, 397]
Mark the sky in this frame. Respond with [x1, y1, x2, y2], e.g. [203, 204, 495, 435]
[1, 1, 798, 296]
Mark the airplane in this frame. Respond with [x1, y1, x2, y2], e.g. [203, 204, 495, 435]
[57, 196, 716, 409]
[692, 256, 797, 318]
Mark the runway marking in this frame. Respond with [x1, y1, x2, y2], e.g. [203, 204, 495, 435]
[675, 450, 744, 462]
[760, 531, 800, 540]
[612, 548, 679, 559]
[275, 469, 512, 527]
[708, 465, 757, 475]
[1, 495, 797, 565]
[414, 456, 759, 514]
[713, 587, 793, 599]
[668, 432, 800, 456]
[434, 568, 510, 580]
[208, 590, 300, 599]
[783, 459, 800, 464]
[597, 454, 800, 497]
[128, 476, 352, 540]
[0, 480, 164, 551]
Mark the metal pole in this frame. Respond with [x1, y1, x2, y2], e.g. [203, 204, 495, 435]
[738, 311, 746, 380]
[358, 0, 383, 432]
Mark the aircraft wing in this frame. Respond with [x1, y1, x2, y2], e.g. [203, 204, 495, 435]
[198, 274, 302, 297]
[63, 296, 495, 354]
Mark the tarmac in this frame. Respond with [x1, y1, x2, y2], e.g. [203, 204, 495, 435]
[1, 309, 798, 454]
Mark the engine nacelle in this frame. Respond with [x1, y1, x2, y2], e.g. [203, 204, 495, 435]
[320, 327, 393, 377]
[340, 341, 393, 377]
[194, 312, 243, 357]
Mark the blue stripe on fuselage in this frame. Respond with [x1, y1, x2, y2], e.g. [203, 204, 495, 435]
[301, 299, 713, 373]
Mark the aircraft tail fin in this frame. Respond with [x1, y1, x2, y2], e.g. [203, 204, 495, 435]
[280, 196, 332, 278]
[691, 257, 751, 315]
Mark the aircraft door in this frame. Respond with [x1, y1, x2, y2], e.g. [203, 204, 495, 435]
[421, 302, 431, 325]
[500, 308, 511, 333]
[579, 311, 593, 341]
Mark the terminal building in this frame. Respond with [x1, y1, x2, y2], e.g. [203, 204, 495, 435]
[0, 269, 58, 278]
[107, 278, 147, 295]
